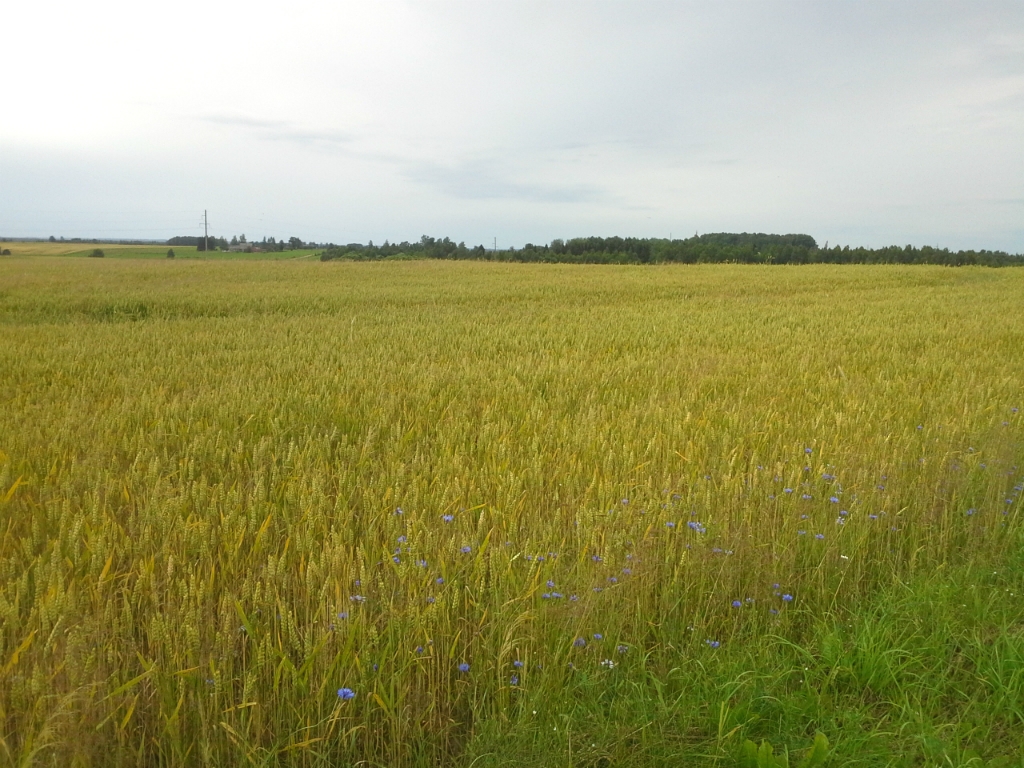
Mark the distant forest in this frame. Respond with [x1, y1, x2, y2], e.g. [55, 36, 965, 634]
[318, 233, 1024, 267]
[166, 235, 325, 252]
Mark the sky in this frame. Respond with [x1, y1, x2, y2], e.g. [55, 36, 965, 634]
[2, 1, 1023, 251]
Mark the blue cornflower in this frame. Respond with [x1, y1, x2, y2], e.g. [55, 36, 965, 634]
[397, 535, 406, 543]
[593, 633, 603, 640]
[705, 639, 720, 649]
[574, 637, 586, 647]
[782, 594, 793, 602]
[350, 595, 366, 602]
[337, 611, 348, 620]
[966, 508, 976, 516]
[839, 509, 849, 517]
[830, 496, 840, 503]
[617, 644, 628, 654]
[802, 494, 813, 500]
[732, 600, 742, 608]
[552, 592, 564, 598]
[622, 568, 632, 576]
[337, 687, 356, 700]
[687, 521, 706, 533]
[510, 674, 519, 685]
[815, 533, 825, 540]
[798, 530, 807, 535]
[426, 596, 435, 604]
[415, 646, 423, 653]
[537, 556, 545, 562]
[665, 521, 676, 528]
[461, 546, 471, 553]
[442, 514, 454, 523]
[457, 663, 470, 673]
[541, 593, 551, 599]
[805, 448, 813, 454]
[436, 577, 444, 584]
[513, 660, 524, 668]
[570, 594, 578, 601]
[591, 555, 602, 562]
[547, 580, 555, 588]
[868, 514, 878, 520]
[417, 559, 428, 568]
[392, 556, 400, 564]
[784, 488, 794, 494]
[608, 576, 618, 584]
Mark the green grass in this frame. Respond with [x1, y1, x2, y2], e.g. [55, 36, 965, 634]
[0, 259, 1022, 766]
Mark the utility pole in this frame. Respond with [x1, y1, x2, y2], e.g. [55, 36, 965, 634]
[493, 236, 497, 254]
[204, 210, 209, 253]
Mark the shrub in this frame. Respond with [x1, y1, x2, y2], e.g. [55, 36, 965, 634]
[1, 248, 11, 256]
[89, 248, 105, 258]
[167, 249, 175, 259]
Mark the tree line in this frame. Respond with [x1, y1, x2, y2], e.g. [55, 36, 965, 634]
[166, 235, 325, 252]
[319, 233, 1023, 267]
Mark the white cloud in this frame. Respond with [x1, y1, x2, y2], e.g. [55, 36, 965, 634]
[2, 0, 1022, 250]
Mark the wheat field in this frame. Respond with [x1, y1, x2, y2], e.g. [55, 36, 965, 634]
[0, 242, 178, 258]
[1, 258, 1022, 766]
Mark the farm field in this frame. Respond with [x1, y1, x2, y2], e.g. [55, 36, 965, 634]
[0, 241, 320, 260]
[1, 258, 1023, 767]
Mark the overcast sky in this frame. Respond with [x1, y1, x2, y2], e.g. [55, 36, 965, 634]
[3, 1, 1023, 251]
